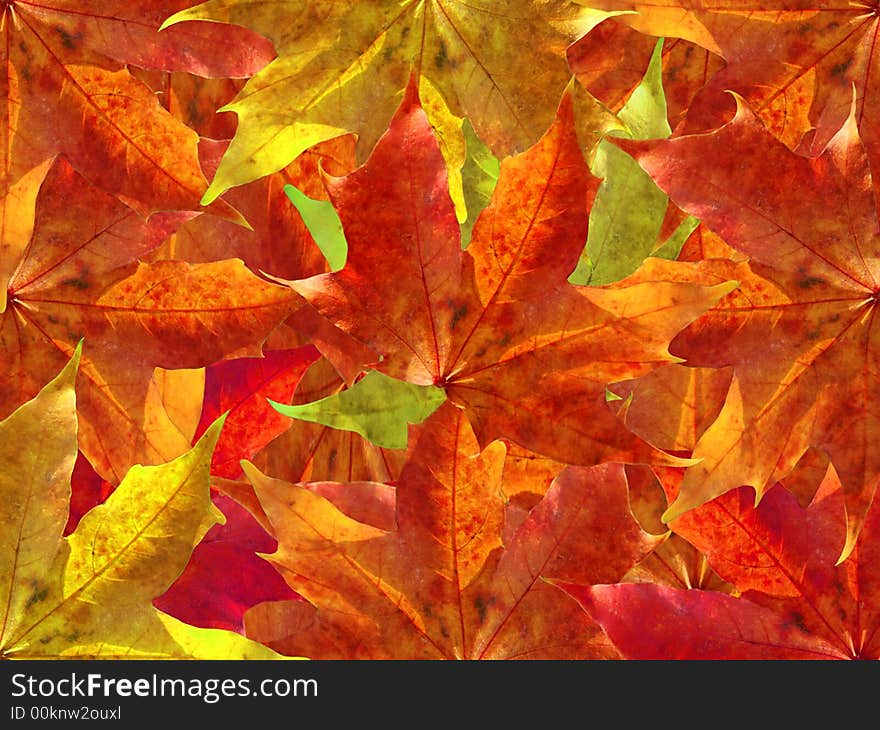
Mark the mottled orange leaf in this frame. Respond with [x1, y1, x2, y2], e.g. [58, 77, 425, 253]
[242, 403, 659, 659]
[566, 463, 880, 659]
[284, 80, 734, 467]
[622, 99, 880, 556]
[152, 137, 375, 383]
[568, 18, 724, 131]
[1, 157, 297, 482]
[578, 0, 880, 195]
[1, 1, 270, 217]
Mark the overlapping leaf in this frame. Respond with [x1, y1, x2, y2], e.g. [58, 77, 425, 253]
[162, 0, 614, 202]
[194, 346, 321, 479]
[151, 136, 376, 384]
[568, 18, 724, 131]
[0, 351, 282, 659]
[569, 39, 699, 286]
[154, 495, 301, 633]
[282, 79, 734, 467]
[1, 0, 272, 218]
[242, 403, 660, 659]
[249, 357, 406, 485]
[577, 0, 880, 197]
[2, 157, 298, 482]
[621, 98, 880, 556]
[563, 463, 880, 659]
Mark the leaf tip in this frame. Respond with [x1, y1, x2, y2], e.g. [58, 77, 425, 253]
[158, 10, 186, 31]
[197, 411, 228, 452]
[714, 279, 740, 300]
[240, 459, 262, 484]
[724, 90, 755, 126]
[200, 183, 223, 207]
[660, 484, 702, 523]
[71, 338, 84, 367]
[266, 397, 291, 417]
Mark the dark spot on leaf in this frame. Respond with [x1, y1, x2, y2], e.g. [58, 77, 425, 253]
[797, 275, 825, 289]
[435, 42, 449, 69]
[187, 97, 203, 124]
[55, 26, 78, 50]
[789, 610, 809, 633]
[25, 587, 48, 609]
[450, 303, 467, 329]
[474, 594, 496, 624]
[61, 267, 91, 290]
[831, 59, 851, 77]
[474, 595, 488, 623]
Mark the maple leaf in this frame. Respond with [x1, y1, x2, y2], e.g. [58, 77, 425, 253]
[1, 157, 298, 482]
[241, 403, 659, 659]
[567, 17, 724, 132]
[0, 349, 282, 658]
[281, 79, 735, 467]
[154, 495, 301, 634]
[0, 0, 272, 218]
[575, 0, 880, 196]
[194, 346, 321, 479]
[562, 463, 880, 659]
[150, 136, 376, 384]
[620, 98, 880, 557]
[161, 0, 611, 202]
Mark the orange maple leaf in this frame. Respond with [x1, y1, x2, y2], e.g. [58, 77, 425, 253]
[283, 80, 735, 467]
[563, 463, 880, 659]
[1, 157, 298, 482]
[621, 98, 880, 557]
[0, 0, 271, 218]
[242, 403, 660, 659]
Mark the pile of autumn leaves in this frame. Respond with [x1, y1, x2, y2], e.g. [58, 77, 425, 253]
[3, 0, 880, 660]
